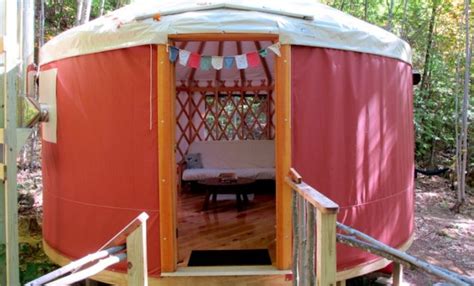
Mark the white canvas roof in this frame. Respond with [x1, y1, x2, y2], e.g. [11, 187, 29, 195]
[39, 0, 412, 66]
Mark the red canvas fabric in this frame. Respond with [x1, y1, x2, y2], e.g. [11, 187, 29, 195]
[291, 46, 415, 271]
[41, 45, 161, 276]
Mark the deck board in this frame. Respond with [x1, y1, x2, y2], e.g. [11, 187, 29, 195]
[177, 188, 276, 267]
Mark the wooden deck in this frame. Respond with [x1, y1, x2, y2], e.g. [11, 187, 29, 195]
[177, 186, 276, 267]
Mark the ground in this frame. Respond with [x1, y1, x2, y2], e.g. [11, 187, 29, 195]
[403, 174, 474, 285]
[15, 141, 474, 285]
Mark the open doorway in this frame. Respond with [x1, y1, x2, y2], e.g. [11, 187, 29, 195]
[173, 39, 277, 267]
[158, 36, 292, 273]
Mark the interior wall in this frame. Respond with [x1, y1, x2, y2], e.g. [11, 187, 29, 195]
[175, 87, 275, 161]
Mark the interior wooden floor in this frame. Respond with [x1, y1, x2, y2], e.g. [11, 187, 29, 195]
[177, 184, 276, 267]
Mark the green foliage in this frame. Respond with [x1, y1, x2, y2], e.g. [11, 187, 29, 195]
[322, 0, 472, 166]
[19, 242, 57, 284]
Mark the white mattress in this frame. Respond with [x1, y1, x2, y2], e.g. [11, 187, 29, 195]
[182, 168, 275, 181]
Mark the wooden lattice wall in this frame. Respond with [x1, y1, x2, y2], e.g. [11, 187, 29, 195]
[176, 80, 275, 161]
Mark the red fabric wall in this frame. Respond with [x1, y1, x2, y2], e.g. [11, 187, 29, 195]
[41, 46, 161, 275]
[291, 46, 414, 271]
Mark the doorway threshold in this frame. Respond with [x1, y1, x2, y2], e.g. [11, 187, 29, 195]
[161, 265, 292, 277]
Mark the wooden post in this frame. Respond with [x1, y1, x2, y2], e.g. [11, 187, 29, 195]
[4, 64, 19, 286]
[299, 197, 307, 286]
[275, 44, 292, 270]
[306, 204, 316, 286]
[157, 44, 177, 272]
[392, 262, 403, 286]
[291, 191, 299, 286]
[126, 215, 148, 286]
[316, 210, 337, 286]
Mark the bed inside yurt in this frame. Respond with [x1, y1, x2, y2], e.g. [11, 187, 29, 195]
[38, 0, 414, 284]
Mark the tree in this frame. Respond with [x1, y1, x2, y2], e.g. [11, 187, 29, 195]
[457, 0, 472, 207]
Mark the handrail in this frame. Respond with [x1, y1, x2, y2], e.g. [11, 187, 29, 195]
[26, 212, 149, 286]
[287, 169, 339, 286]
[287, 168, 339, 214]
[287, 168, 473, 286]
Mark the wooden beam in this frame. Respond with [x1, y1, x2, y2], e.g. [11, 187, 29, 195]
[0, 36, 4, 53]
[168, 33, 278, 42]
[285, 178, 339, 214]
[176, 85, 274, 93]
[0, 164, 5, 181]
[288, 168, 302, 184]
[392, 263, 403, 286]
[275, 44, 292, 270]
[126, 215, 148, 286]
[4, 64, 20, 285]
[157, 44, 177, 272]
[255, 41, 273, 83]
[316, 211, 337, 286]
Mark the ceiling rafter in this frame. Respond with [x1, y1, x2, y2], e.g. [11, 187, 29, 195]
[255, 41, 273, 84]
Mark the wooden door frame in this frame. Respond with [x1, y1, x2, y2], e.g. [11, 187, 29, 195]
[158, 35, 292, 273]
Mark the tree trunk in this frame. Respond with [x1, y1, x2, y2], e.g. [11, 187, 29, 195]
[401, 0, 409, 38]
[387, 0, 394, 31]
[420, 2, 437, 92]
[458, 0, 472, 205]
[75, 0, 83, 26]
[99, 0, 106, 16]
[39, 0, 45, 47]
[364, 0, 368, 21]
[82, 0, 92, 24]
[339, 0, 346, 11]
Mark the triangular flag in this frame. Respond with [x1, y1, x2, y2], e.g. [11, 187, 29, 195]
[169, 46, 179, 62]
[235, 54, 248, 69]
[259, 48, 268, 57]
[246, 52, 261, 67]
[268, 42, 281, 57]
[211, 56, 224, 70]
[179, 49, 191, 66]
[200, 56, 212, 70]
[224, 57, 234, 69]
[188, 53, 201, 69]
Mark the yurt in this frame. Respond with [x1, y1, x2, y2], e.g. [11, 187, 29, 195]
[38, 0, 414, 284]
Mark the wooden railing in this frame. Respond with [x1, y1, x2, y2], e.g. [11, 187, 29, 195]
[286, 168, 474, 286]
[286, 168, 339, 286]
[26, 212, 149, 286]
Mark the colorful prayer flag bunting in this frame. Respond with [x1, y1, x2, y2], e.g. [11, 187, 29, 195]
[246, 52, 260, 67]
[224, 57, 235, 69]
[188, 53, 201, 68]
[179, 49, 191, 66]
[211, 56, 224, 70]
[169, 46, 179, 62]
[235, 54, 248, 69]
[169, 42, 281, 70]
[268, 42, 281, 57]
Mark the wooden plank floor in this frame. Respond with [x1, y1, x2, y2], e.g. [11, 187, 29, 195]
[177, 186, 276, 267]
